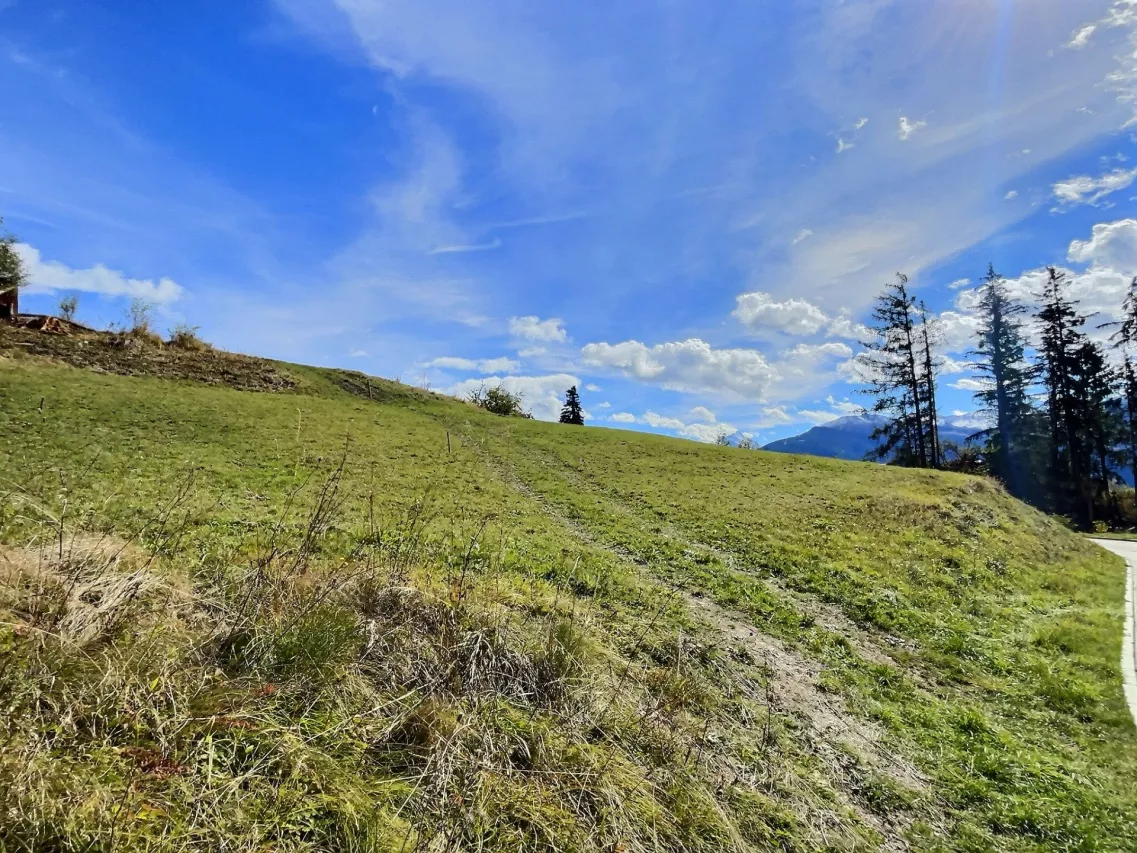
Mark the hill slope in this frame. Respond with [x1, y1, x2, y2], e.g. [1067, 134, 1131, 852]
[1, 326, 1134, 852]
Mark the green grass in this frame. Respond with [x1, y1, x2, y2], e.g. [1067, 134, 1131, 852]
[1, 336, 1135, 852]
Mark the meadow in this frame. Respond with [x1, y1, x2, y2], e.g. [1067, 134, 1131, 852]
[0, 326, 1134, 852]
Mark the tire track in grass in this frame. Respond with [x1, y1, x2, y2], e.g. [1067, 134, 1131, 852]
[447, 419, 943, 849]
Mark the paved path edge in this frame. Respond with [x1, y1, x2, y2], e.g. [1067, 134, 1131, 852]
[1089, 538, 1137, 730]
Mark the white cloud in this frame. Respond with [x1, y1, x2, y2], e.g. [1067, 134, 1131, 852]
[939, 355, 975, 375]
[733, 291, 828, 336]
[1067, 217, 1137, 269]
[585, 383, 601, 391]
[936, 310, 983, 354]
[898, 116, 926, 140]
[782, 341, 852, 361]
[595, 400, 611, 408]
[854, 117, 869, 130]
[518, 346, 547, 358]
[836, 138, 853, 154]
[678, 422, 733, 443]
[795, 409, 842, 426]
[950, 377, 991, 392]
[792, 228, 814, 245]
[480, 356, 521, 373]
[837, 351, 878, 384]
[581, 338, 777, 399]
[15, 244, 183, 304]
[1069, 24, 1097, 49]
[689, 405, 716, 423]
[446, 373, 579, 421]
[349, 348, 369, 357]
[751, 400, 857, 429]
[1004, 190, 1018, 200]
[937, 219, 1137, 358]
[1052, 167, 1137, 206]
[757, 406, 795, 426]
[612, 409, 734, 443]
[509, 315, 567, 342]
[826, 396, 862, 416]
[825, 312, 871, 341]
[426, 355, 521, 373]
[641, 411, 686, 431]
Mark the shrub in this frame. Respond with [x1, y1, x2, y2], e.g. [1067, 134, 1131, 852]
[468, 385, 532, 418]
[129, 298, 154, 335]
[168, 324, 209, 350]
[58, 295, 79, 322]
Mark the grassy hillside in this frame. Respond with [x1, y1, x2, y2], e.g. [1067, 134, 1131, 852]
[1, 326, 1134, 852]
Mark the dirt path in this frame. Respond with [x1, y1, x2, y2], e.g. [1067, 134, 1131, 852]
[1088, 538, 1137, 729]
[448, 424, 934, 848]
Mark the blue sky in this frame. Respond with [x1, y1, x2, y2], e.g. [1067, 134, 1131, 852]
[3, 0, 1137, 444]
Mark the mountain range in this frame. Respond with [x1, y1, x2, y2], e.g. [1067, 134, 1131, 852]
[760, 413, 987, 462]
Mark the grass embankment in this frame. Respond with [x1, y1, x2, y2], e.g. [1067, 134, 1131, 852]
[0, 326, 1134, 851]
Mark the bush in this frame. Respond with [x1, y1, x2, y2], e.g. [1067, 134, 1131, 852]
[58, 295, 78, 323]
[129, 298, 154, 335]
[468, 385, 532, 418]
[168, 324, 209, 350]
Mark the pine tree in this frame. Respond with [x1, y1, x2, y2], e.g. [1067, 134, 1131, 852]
[862, 273, 932, 467]
[1103, 276, 1137, 486]
[559, 385, 584, 425]
[1121, 355, 1137, 488]
[918, 301, 941, 468]
[1075, 340, 1120, 508]
[1035, 267, 1117, 526]
[970, 264, 1039, 498]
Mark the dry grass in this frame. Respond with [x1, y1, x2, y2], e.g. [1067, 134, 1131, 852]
[0, 469, 797, 852]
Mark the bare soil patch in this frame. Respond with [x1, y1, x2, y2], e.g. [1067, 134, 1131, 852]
[0, 324, 295, 392]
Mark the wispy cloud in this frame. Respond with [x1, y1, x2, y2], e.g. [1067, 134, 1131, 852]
[425, 355, 520, 373]
[897, 116, 926, 140]
[1052, 167, 1137, 207]
[1068, 24, 1097, 49]
[428, 237, 502, 255]
[490, 211, 588, 230]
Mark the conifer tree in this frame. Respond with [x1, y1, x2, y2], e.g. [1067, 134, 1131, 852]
[559, 385, 584, 425]
[970, 264, 1038, 498]
[918, 301, 941, 468]
[862, 273, 932, 466]
[1120, 355, 1137, 487]
[1104, 276, 1137, 485]
[1035, 266, 1117, 525]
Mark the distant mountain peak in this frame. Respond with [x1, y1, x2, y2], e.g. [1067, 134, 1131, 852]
[762, 412, 987, 462]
